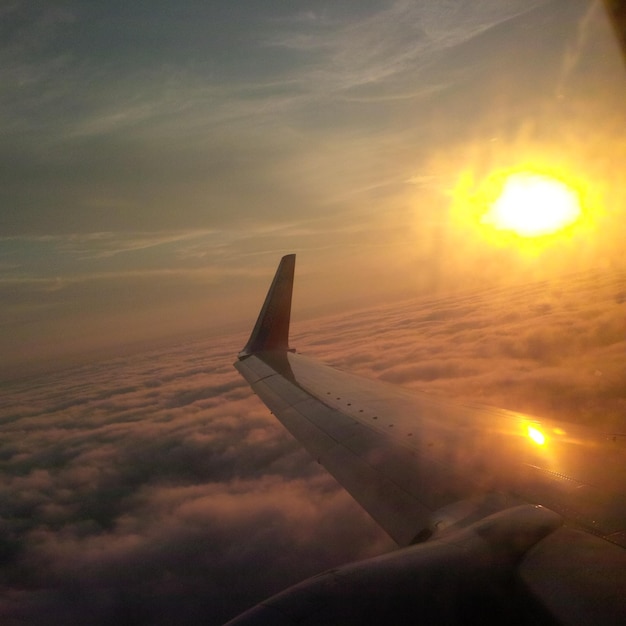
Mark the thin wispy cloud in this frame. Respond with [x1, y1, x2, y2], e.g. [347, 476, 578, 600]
[266, 0, 550, 95]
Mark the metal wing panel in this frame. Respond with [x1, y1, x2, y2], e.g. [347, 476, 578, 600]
[237, 350, 626, 547]
[236, 355, 281, 385]
[285, 352, 626, 545]
[519, 526, 626, 625]
[318, 441, 431, 546]
[339, 428, 470, 513]
[236, 355, 432, 545]
[231, 255, 626, 625]
[234, 255, 626, 549]
[237, 354, 508, 544]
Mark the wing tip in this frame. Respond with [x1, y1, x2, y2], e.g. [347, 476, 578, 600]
[239, 254, 296, 358]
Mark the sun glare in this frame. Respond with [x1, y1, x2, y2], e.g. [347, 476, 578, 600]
[527, 426, 546, 446]
[482, 173, 581, 237]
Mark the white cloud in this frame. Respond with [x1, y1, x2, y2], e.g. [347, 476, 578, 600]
[0, 267, 623, 624]
[266, 0, 550, 95]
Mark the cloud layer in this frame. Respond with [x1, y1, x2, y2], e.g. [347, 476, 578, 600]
[1, 269, 624, 623]
[0, 331, 391, 625]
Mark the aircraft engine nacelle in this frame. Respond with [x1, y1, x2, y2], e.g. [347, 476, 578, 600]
[225, 504, 625, 625]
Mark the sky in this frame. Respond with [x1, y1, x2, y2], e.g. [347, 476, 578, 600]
[1, 1, 626, 624]
[1, 0, 625, 375]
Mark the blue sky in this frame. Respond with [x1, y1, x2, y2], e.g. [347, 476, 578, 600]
[1, 0, 625, 374]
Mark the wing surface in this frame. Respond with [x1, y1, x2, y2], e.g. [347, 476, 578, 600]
[232, 254, 626, 624]
[235, 255, 626, 547]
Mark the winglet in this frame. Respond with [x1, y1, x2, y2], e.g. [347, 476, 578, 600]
[239, 254, 295, 358]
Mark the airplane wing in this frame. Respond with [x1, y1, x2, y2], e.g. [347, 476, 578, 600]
[229, 254, 626, 625]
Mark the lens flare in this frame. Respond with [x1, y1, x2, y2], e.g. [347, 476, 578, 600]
[482, 173, 581, 237]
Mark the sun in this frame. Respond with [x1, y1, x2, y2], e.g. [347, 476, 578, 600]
[481, 173, 581, 237]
